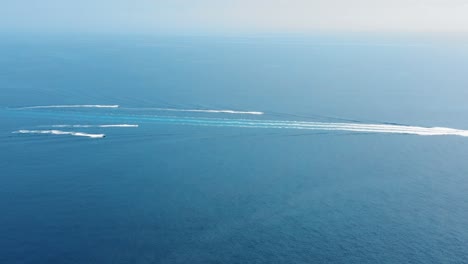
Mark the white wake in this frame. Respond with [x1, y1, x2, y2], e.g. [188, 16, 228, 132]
[13, 130, 105, 138]
[127, 116, 468, 137]
[198, 120, 468, 137]
[17, 105, 262, 115]
[19, 105, 120, 109]
[50, 124, 138, 128]
[124, 107, 264, 115]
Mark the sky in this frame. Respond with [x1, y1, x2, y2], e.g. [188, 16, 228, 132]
[1, 0, 468, 34]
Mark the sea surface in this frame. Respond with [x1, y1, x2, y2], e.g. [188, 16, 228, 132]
[1, 34, 468, 263]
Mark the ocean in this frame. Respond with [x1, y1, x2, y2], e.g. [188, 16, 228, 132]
[1, 34, 468, 263]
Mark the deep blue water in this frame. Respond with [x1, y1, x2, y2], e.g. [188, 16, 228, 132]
[1, 34, 468, 263]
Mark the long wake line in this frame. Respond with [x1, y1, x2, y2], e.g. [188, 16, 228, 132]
[8, 107, 468, 138]
[120, 107, 264, 115]
[18, 105, 120, 109]
[16, 105, 263, 115]
[133, 117, 468, 137]
[48, 124, 139, 128]
[13, 130, 105, 138]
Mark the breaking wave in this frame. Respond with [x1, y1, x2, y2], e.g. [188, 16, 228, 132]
[13, 130, 105, 138]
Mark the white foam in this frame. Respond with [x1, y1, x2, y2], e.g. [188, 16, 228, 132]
[13, 130, 105, 138]
[229, 121, 468, 137]
[19, 105, 120, 109]
[140, 116, 468, 137]
[50, 124, 138, 128]
[124, 107, 264, 115]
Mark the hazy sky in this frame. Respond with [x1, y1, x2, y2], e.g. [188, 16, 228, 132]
[2, 0, 468, 34]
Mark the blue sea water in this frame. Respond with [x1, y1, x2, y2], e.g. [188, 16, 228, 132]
[1, 34, 468, 263]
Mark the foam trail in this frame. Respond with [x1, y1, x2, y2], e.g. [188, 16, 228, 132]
[50, 124, 138, 128]
[217, 120, 468, 137]
[122, 107, 264, 115]
[110, 115, 468, 137]
[8, 107, 468, 137]
[13, 130, 105, 138]
[19, 105, 120, 109]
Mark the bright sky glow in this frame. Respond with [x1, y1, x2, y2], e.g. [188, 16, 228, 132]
[1, 0, 468, 33]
